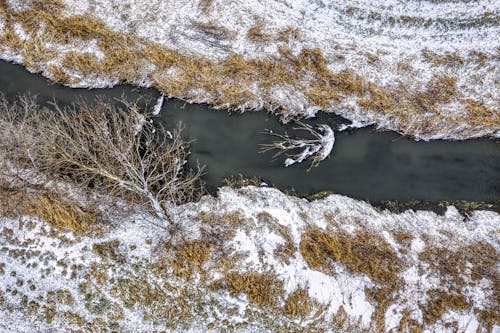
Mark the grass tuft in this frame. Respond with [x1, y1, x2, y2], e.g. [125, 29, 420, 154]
[30, 193, 100, 235]
[284, 286, 319, 317]
[213, 271, 284, 307]
[422, 290, 470, 326]
[300, 227, 403, 288]
[171, 240, 212, 277]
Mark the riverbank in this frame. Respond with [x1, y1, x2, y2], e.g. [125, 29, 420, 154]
[0, 174, 498, 332]
[0, 0, 499, 139]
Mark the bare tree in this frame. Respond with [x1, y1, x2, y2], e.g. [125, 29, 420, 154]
[0, 94, 203, 226]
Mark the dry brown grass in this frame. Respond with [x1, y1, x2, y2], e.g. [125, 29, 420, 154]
[212, 271, 284, 307]
[0, 177, 101, 235]
[475, 309, 500, 333]
[171, 240, 212, 277]
[277, 27, 299, 42]
[30, 192, 101, 235]
[195, 210, 246, 241]
[422, 48, 465, 67]
[300, 227, 403, 288]
[418, 242, 498, 329]
[392, 230, 413, 249]
[284, 286, 320, 317]
[194, 21, 234, 40]
[365, 286, 394, 332]
[198, 0, 214, 13]
[396, 309, 423, 333]
[422, 290, 470, 326]
[418, 241, 497, 285]
[92, 240, 123, 262]
[247, 23, 272, 42]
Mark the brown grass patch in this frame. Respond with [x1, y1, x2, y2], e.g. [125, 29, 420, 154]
[277, 27, 299, 42]
[392, 230, 413, 248]
[0, 177, 101, 235]
[300, 227, 403, 288]
[284, 286, 319, 317]
[422, 49, 465, 67]
[365, 287, 394, 332]
[199, 0, 214, 13]
[29, 192, 101, 235]
[422, 290, 470, 326]
[171, 240, 212, 278]
[419, 242, 498, 328]
[475, 309, 500, 333]
[213, 271, 284, 307]
[194, 21, 234, 40]
[426, 75, 457, 104]
[418, 241, 497, 285]
[92, 240, 123, 263]
[397, 309, 423, 333]
[247, 23, 272, 42]
[195, 210, 246, 241]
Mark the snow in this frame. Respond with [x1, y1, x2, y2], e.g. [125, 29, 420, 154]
[152, 94, 164, 116]
[0, 183, 498, 331]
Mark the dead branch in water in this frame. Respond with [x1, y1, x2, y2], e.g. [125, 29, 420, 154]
[260, 122, 335, 170]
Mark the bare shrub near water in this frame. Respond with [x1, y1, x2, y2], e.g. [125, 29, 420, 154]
[0, 94, 203, 226]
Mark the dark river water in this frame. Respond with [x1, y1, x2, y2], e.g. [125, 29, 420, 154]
[1, 60, 499, 204]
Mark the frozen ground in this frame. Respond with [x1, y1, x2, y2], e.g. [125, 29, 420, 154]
[0, 184, 498, 332]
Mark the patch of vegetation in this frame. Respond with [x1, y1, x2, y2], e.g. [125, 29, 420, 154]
[30, 192, 101, 235]
[300, 227, 403, 287]
[213, 271, 284, 307]
[92, 240, 124, 263]
[256, 212, 296, 264]
[422, 290, 470, 326]
[223, 174, 264, 188]
[0, 94, 203, 226]
[375, 199, 498, 215]
[284, 286, 320, 318]
[171, 239, 212, 278]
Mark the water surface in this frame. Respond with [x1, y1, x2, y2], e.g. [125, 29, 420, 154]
[1, 60, 499, 203]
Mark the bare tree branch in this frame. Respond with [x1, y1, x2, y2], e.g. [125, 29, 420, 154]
[260, 121, 335, 170]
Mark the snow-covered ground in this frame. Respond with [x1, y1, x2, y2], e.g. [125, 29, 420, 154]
[0, 2, 499, 330]
[0, 0, 499, 139]
[0, 185, 498, 332]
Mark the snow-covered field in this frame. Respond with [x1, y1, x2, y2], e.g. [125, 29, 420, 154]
[0, 1, 499, 331]
[0, 0, 499, 139]
[0, 184, 498, 332]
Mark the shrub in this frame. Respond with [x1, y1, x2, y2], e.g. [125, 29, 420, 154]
[0, 94, 204, 226]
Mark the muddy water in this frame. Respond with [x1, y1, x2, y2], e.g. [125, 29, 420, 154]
[1, 60, 499, 203]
